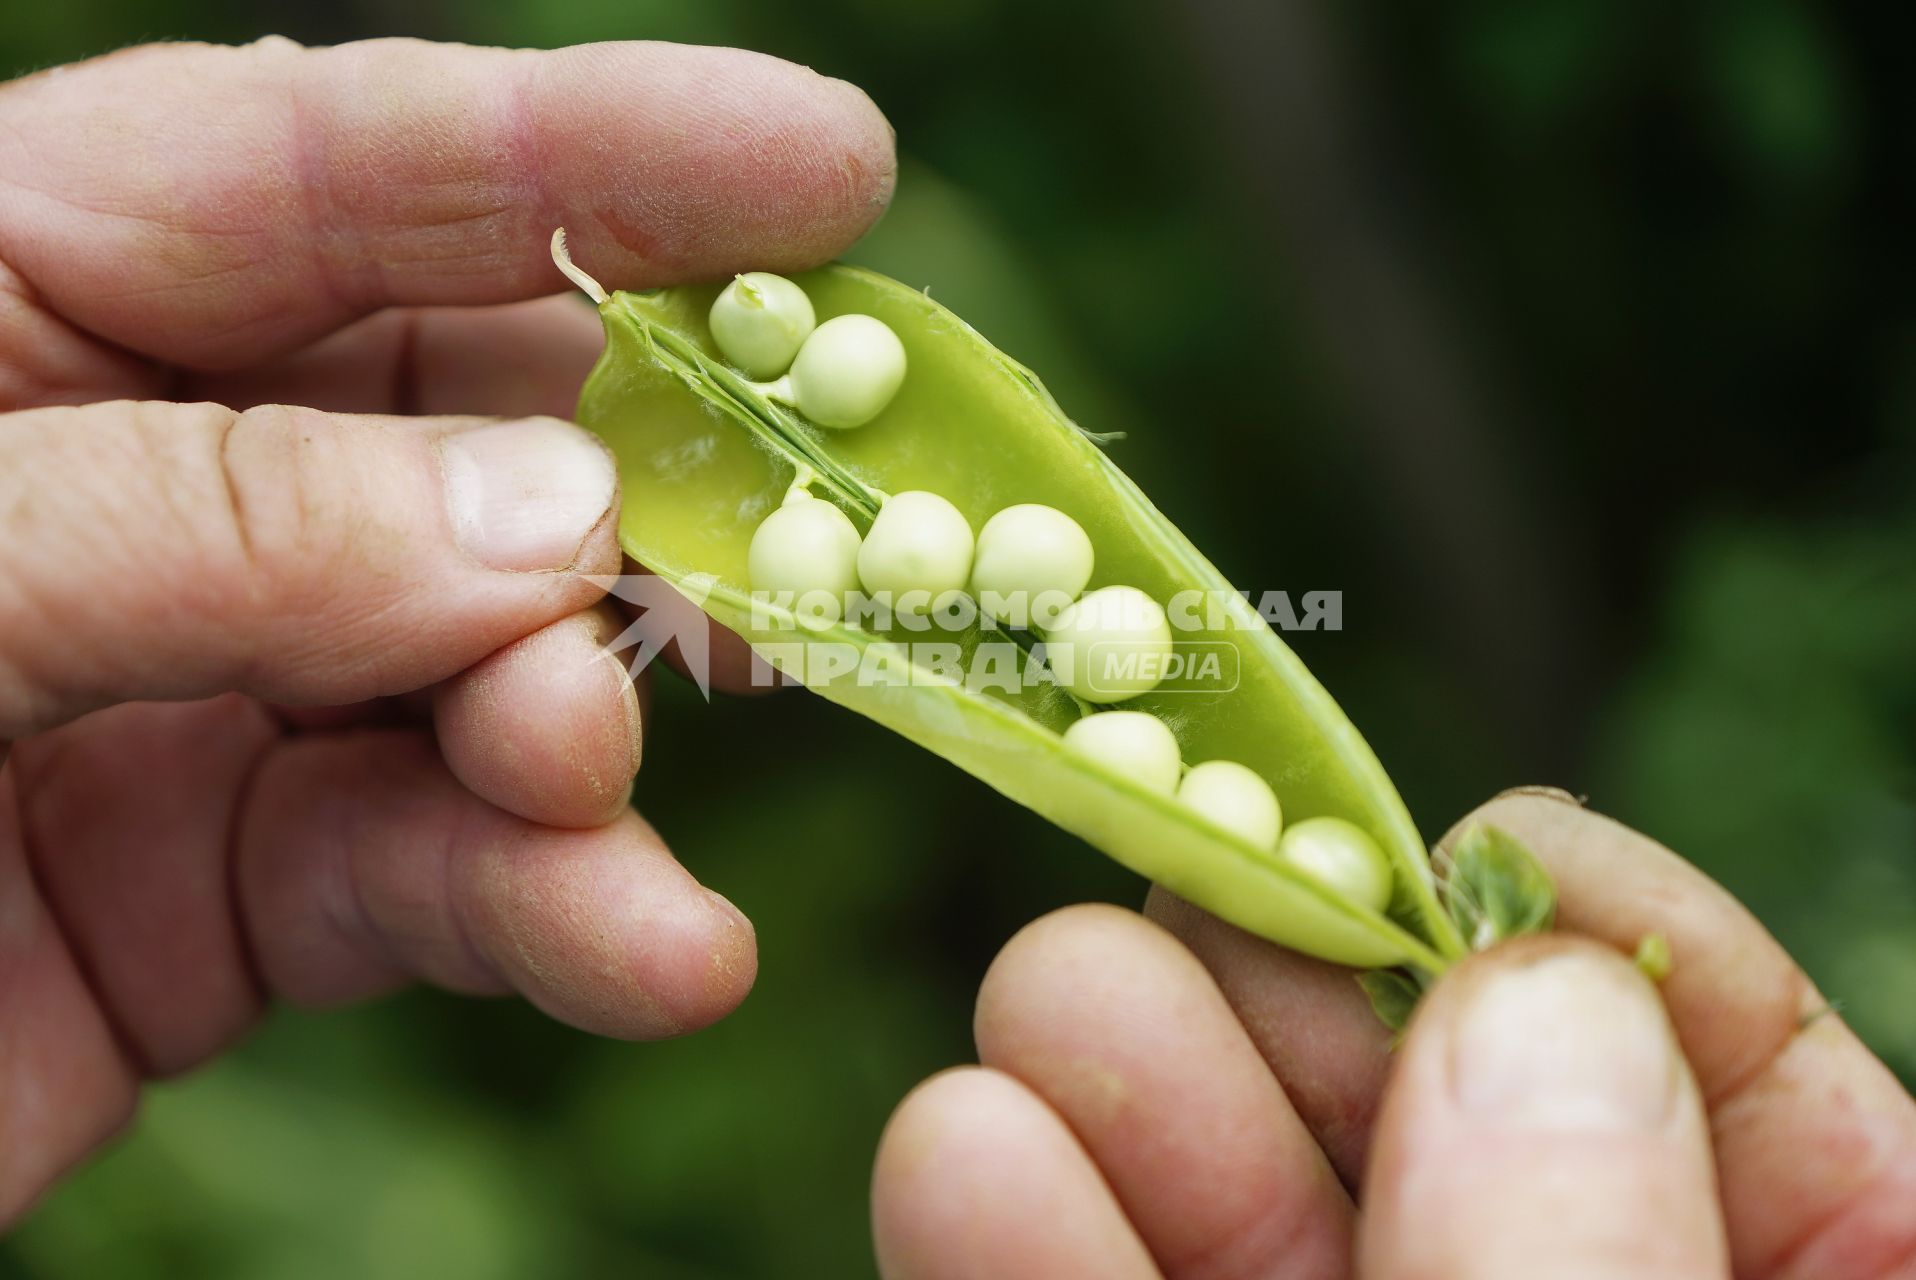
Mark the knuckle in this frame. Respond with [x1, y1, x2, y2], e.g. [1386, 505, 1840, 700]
[219, 402, 357, 595]
[216, 404, 417, 683]
[119, 400, 341, 664]
[127, 398, 268, 635]
[181, 400, 281, 613]
[0, 400, 247, 722]
[220, 403, 303, 566]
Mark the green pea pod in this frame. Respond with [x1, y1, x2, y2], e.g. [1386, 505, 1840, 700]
[560, 235, 1468, 974]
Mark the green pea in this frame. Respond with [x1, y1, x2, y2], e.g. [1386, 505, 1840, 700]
[748, 493, 861, 624]
[764, 313, 907, 429]
[857, 490, 975, 606]
[709, 272, 816, 379]
[1043, 585, 1173, 704]
[1178, 760, 1281, 851]
[1276, 817, 1394, 913]
[561, 236, 1467, 973]
[1062, 710, 1182, 795]
[971, 503, 1094, 626]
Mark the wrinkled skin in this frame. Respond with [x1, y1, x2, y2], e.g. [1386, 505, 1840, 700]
[873, 790, 1916, 1280]
[0, 34, 893, 1221]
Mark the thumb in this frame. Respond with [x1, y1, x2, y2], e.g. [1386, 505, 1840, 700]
[1358, 937, 1730, 1279]
[0, 400, 619, 738]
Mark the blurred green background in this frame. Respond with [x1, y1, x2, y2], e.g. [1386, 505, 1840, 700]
[5, 1, 1915, 1275]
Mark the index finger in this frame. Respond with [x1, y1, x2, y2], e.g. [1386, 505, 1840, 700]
[0, 36, 894, 371]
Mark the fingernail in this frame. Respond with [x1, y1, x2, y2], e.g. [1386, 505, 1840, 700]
[1450, 951, 1677, 1132]
[442, 418, 616, 572]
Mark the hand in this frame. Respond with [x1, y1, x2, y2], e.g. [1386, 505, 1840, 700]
[873, 790, 1916, 1279]
[0, 36, 893, 1221]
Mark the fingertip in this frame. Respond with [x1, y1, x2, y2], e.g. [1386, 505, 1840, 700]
[681, 884, 759, 1032]
[1434, 785, 1584, 853]
[1487, 783, 1585, 808]
[812, 71, 899, 221]
[987, 901, 1162, 973]
[872, 1066, 1159, 1280]
[0, 38, 897, 374]
[877, 1067, 1026, 1184]
[464, 812, 757, 1040]
[539, 43, 896, 282]
[872, 1068, 1011, 1267]
[233, 730, 752, 1038]
[1415, 933, 1647, 1023]
[975, 901, 1355, 1278]
[1364, 936, 1725, 1279]
[975, 902, 1175, 1044]
[1411, 935, 1683, 1130]
[628, 874, 759, 1038]
[434, 608, 642, 828]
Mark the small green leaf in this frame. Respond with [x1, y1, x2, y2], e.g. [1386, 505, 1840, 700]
[1357, 969, 1423, 1034]
[1444, 824, 1558, 950]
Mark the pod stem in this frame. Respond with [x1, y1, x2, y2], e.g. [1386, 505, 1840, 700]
[550, 227, 608, 305]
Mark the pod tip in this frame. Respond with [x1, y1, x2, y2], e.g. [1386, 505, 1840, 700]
[550, 227, 609, 305]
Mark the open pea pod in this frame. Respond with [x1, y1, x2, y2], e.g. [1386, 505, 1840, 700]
[561, 236, 1471, 974]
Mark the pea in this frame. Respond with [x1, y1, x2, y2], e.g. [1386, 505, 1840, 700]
[709, 272, 816, 379]
[1043, 585, 1174, 704]
[1062, 710, 1182, 796]
[559, 233, 1469, 974]
[857, 490, 975, 607]
[1178, 760, 1281, 851]
[1276, 816, 1394, 913]
[762, 314, 907, 429]
[748, 492, 861, 624]
[971, 504, 1094, 627]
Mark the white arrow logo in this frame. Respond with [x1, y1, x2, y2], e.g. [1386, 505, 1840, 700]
[586, 572, 721, 700]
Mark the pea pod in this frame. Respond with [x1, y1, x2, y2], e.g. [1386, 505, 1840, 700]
[558, 232, 1471, 974]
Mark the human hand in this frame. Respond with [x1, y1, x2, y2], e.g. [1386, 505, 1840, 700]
[0, 35, 893, 1221]
[873, 790, 1916, 1278]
